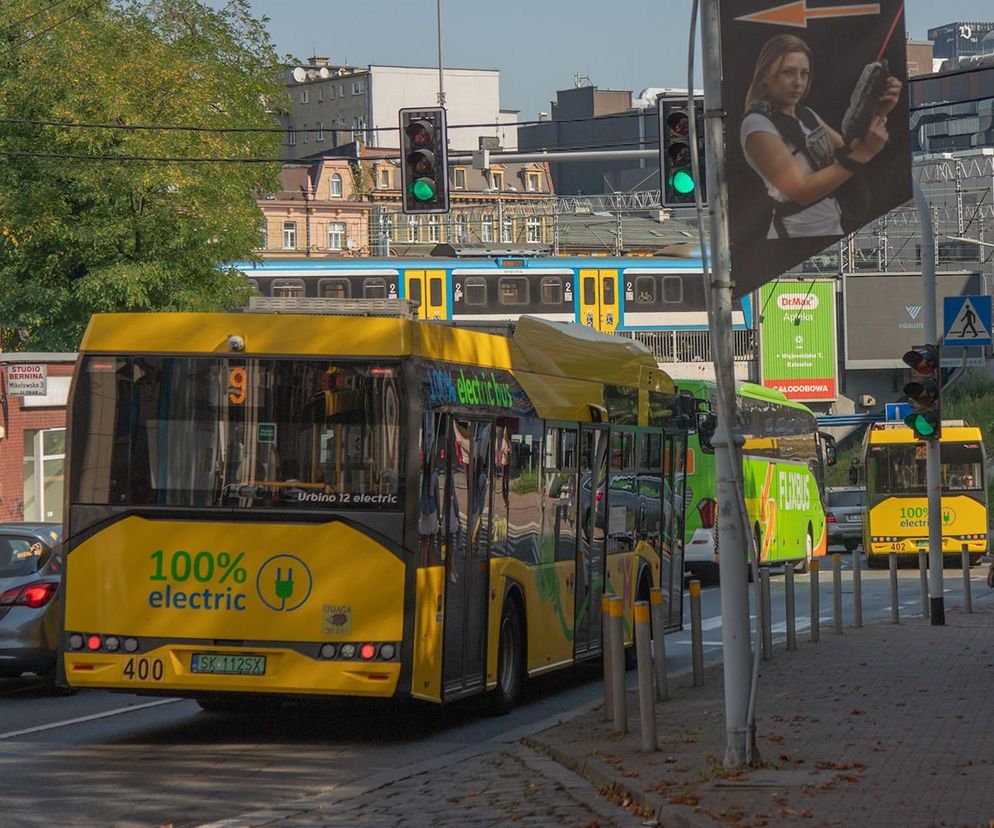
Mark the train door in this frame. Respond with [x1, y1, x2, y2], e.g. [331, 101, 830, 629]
[404, 269, 448, 320]
[578, 269, 620, 332]
[441, 416, 493, 699]
[575, 426, 609, 659]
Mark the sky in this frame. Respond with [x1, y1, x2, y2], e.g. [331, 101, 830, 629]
[235, 0, 994, 121]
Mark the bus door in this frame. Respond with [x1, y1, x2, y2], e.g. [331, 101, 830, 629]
[662, 432, 688, 629]
[441, 417, 493, 698]
[575, 426, 609, 658]
[578, 269, 620, 332]
[404, 269, 448, 320]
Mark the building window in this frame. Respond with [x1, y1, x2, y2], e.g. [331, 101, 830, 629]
[288, 127, 297, 147]
[22, 428, 65, 522]
[526, 217, 541, 243]
[540, 277, 562, 304]
[272, 279, 304, 297]
[407, 216, 418, 242]
[282, 221, 297, 249]
[464, 276, 487, 305]
[330, 173, 343, 198]
[454, 168, 466, 190]
[363, 278, 387, 298]
[491, 171, 504, 191]
[481, 214, 494, 243]
[427, 214, 439, 242]
[352, 80, 363, 94]
[339, 82, 345, 97]
[318, 87, 324, 102]
[330, 85, 336, 99]
[635, 276, 656, 303]
[328, 222, 346, 250]
[316, 122, 324, 142]
[527, 172, 541, 191]
[501, 217, 513, 243]
[257, 221, 268, 249]
[662, 276, 683, 304]
[498, 276, 528, 305]
[455, 213, 469, 243]
[302, 123, 309, 143]
[378, 167, 390, 189]
[319, 279, 350, 298]
[300, 89, 309, 104]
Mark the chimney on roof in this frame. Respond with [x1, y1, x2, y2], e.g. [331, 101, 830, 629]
[309, 55, 330, 67]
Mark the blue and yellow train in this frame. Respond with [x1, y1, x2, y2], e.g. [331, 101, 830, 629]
[230, 256, 753, 334]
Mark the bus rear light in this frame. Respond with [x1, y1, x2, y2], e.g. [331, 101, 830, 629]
[697, 498, 717, 529]
[68, 633, 84, 651]
[86, 635, 103, 651]
[379, 643, 396, 660]
[360, 643, 376, 660]
[320, 644, 337, 659]
[318, 642, 399, 661]
[123, 638, 139, 653]
[339, 643, 357, 659]
[104, 636, 121, 652]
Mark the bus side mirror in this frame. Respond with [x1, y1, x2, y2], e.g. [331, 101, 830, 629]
[848, 458, 860, 485]
[819, 431, 837, 466]
[697, 412, 716, 454]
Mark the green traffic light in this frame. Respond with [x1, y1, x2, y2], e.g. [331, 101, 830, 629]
[904, 411, 939, 438]
[411, 179, 436, 202]
[669, 169, 696, 195]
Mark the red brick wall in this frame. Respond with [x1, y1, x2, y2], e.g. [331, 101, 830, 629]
[1, 362, 75, 523]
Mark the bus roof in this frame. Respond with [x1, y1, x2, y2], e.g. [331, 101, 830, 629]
[865, 422, 984, 444]
[78, 311, 675, 421]
[677, 379, 816, 415]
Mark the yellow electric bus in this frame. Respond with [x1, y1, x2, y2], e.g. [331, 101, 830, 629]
[861, 421, 988, 567]
[60, 299, 690, 712]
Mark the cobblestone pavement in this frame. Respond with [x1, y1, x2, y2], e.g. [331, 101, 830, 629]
[202, 742, 646, 828]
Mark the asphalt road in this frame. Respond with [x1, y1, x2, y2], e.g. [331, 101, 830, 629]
[2, 549, 990, 827]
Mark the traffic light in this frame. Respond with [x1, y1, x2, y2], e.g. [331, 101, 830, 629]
[658, 96, 706, 208]
[902, 345, 941, 441]
[399, 107, 449, 214]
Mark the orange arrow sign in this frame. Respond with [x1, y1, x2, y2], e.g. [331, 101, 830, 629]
[736, 0, 880, 28]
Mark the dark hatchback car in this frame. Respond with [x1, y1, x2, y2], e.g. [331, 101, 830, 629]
[0, 523, 63, 680]
[825, 487, 864, 552]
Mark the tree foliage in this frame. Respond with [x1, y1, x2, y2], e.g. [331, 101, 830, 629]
[0, 0, 285, 350]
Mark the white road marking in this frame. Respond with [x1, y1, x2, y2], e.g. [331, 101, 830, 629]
[0, 698, 182, 740]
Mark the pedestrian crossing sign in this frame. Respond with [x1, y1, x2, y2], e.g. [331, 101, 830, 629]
[943, 295, 992, 347]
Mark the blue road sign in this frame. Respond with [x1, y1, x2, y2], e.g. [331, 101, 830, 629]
[885, 402, 912, 422]
[944, 295, 992, 347]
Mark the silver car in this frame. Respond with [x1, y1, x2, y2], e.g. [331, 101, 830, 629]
[825, 487, 864, 552]
[0, 523, 63, 682]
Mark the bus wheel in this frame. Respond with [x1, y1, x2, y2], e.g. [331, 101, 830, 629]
[489, 601, 524, 715]
[794, 525, 814, 573]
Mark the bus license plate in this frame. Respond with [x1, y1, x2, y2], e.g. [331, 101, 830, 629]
[191, 654, 266, 676]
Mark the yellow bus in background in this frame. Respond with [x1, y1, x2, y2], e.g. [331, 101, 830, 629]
[60, 299, 690, 712]
[861, 421, 988, 567]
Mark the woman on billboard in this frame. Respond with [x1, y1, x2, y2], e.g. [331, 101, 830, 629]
[740, 34, 901, 240]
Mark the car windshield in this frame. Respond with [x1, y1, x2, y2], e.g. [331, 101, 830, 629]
[828, 490, 863, 508]
[69, 356, 404, 510]
[0, 535, 50, 578]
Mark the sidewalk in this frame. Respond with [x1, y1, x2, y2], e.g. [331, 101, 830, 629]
[527, 598, 994, 828]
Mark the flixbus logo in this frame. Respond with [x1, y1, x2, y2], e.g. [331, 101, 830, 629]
[777, 293, 819, 311]
[778, 470, 811, 511]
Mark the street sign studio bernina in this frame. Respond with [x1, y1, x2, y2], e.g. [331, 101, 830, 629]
[7, 363, 47, 397]
[718, 0, 912, 297]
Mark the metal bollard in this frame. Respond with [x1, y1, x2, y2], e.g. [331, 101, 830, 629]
[649, 587, 668, 702]
[635, 601, 657, 752]
[852, 546, 863, 628]
[760, 568, 772, 660]
[608, 596, 626, 733]
[890, 552, 900, 624]
[832, 553, 843, 635]
[918, 548, 930, 618]
[601, 593, 614, 721]
[784, 564, 797, 651]
[962, 544, 973, 614]
[689, 579, 704, 687]
[809, 558, 820, 643]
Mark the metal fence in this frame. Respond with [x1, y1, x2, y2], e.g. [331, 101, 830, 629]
[623, 329, 756, 363]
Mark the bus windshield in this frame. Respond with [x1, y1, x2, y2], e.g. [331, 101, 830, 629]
[867, 442, 984, 495]
[70, 356, 403, 510]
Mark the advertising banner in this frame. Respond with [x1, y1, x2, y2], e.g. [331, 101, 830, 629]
[843, 271, 984, 367]
[760, 280, 837, 401]
[718, 0, 912, 297]
[7, 363, 47, 397]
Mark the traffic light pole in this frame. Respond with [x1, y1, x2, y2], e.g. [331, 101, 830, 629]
[701, 0, 754, 766]
[914, 179, 945, 626]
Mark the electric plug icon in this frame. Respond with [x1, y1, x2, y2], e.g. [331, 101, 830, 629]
[275, 567, 295, 608]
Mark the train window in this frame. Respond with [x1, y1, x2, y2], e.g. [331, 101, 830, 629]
[602, 278, 615, 305]
[272, 279, 304, 298]
[429, 276, 443, 306]
[363, 278, 387, 299]
[583, 276, 595, 305]
[464, 277, 487, 306]
[540, 277, 562, 304]
[319, 278, 351, 299]
[408, 279, 422, 308]
[498, 277, 529, 305]
[635, 276, 656, 303]
[662, 276, 683, 304]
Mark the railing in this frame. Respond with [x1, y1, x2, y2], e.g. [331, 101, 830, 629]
[622, 329, 756, 363]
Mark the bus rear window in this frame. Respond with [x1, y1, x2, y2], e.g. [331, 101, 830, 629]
[69, 357, 404, 510]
